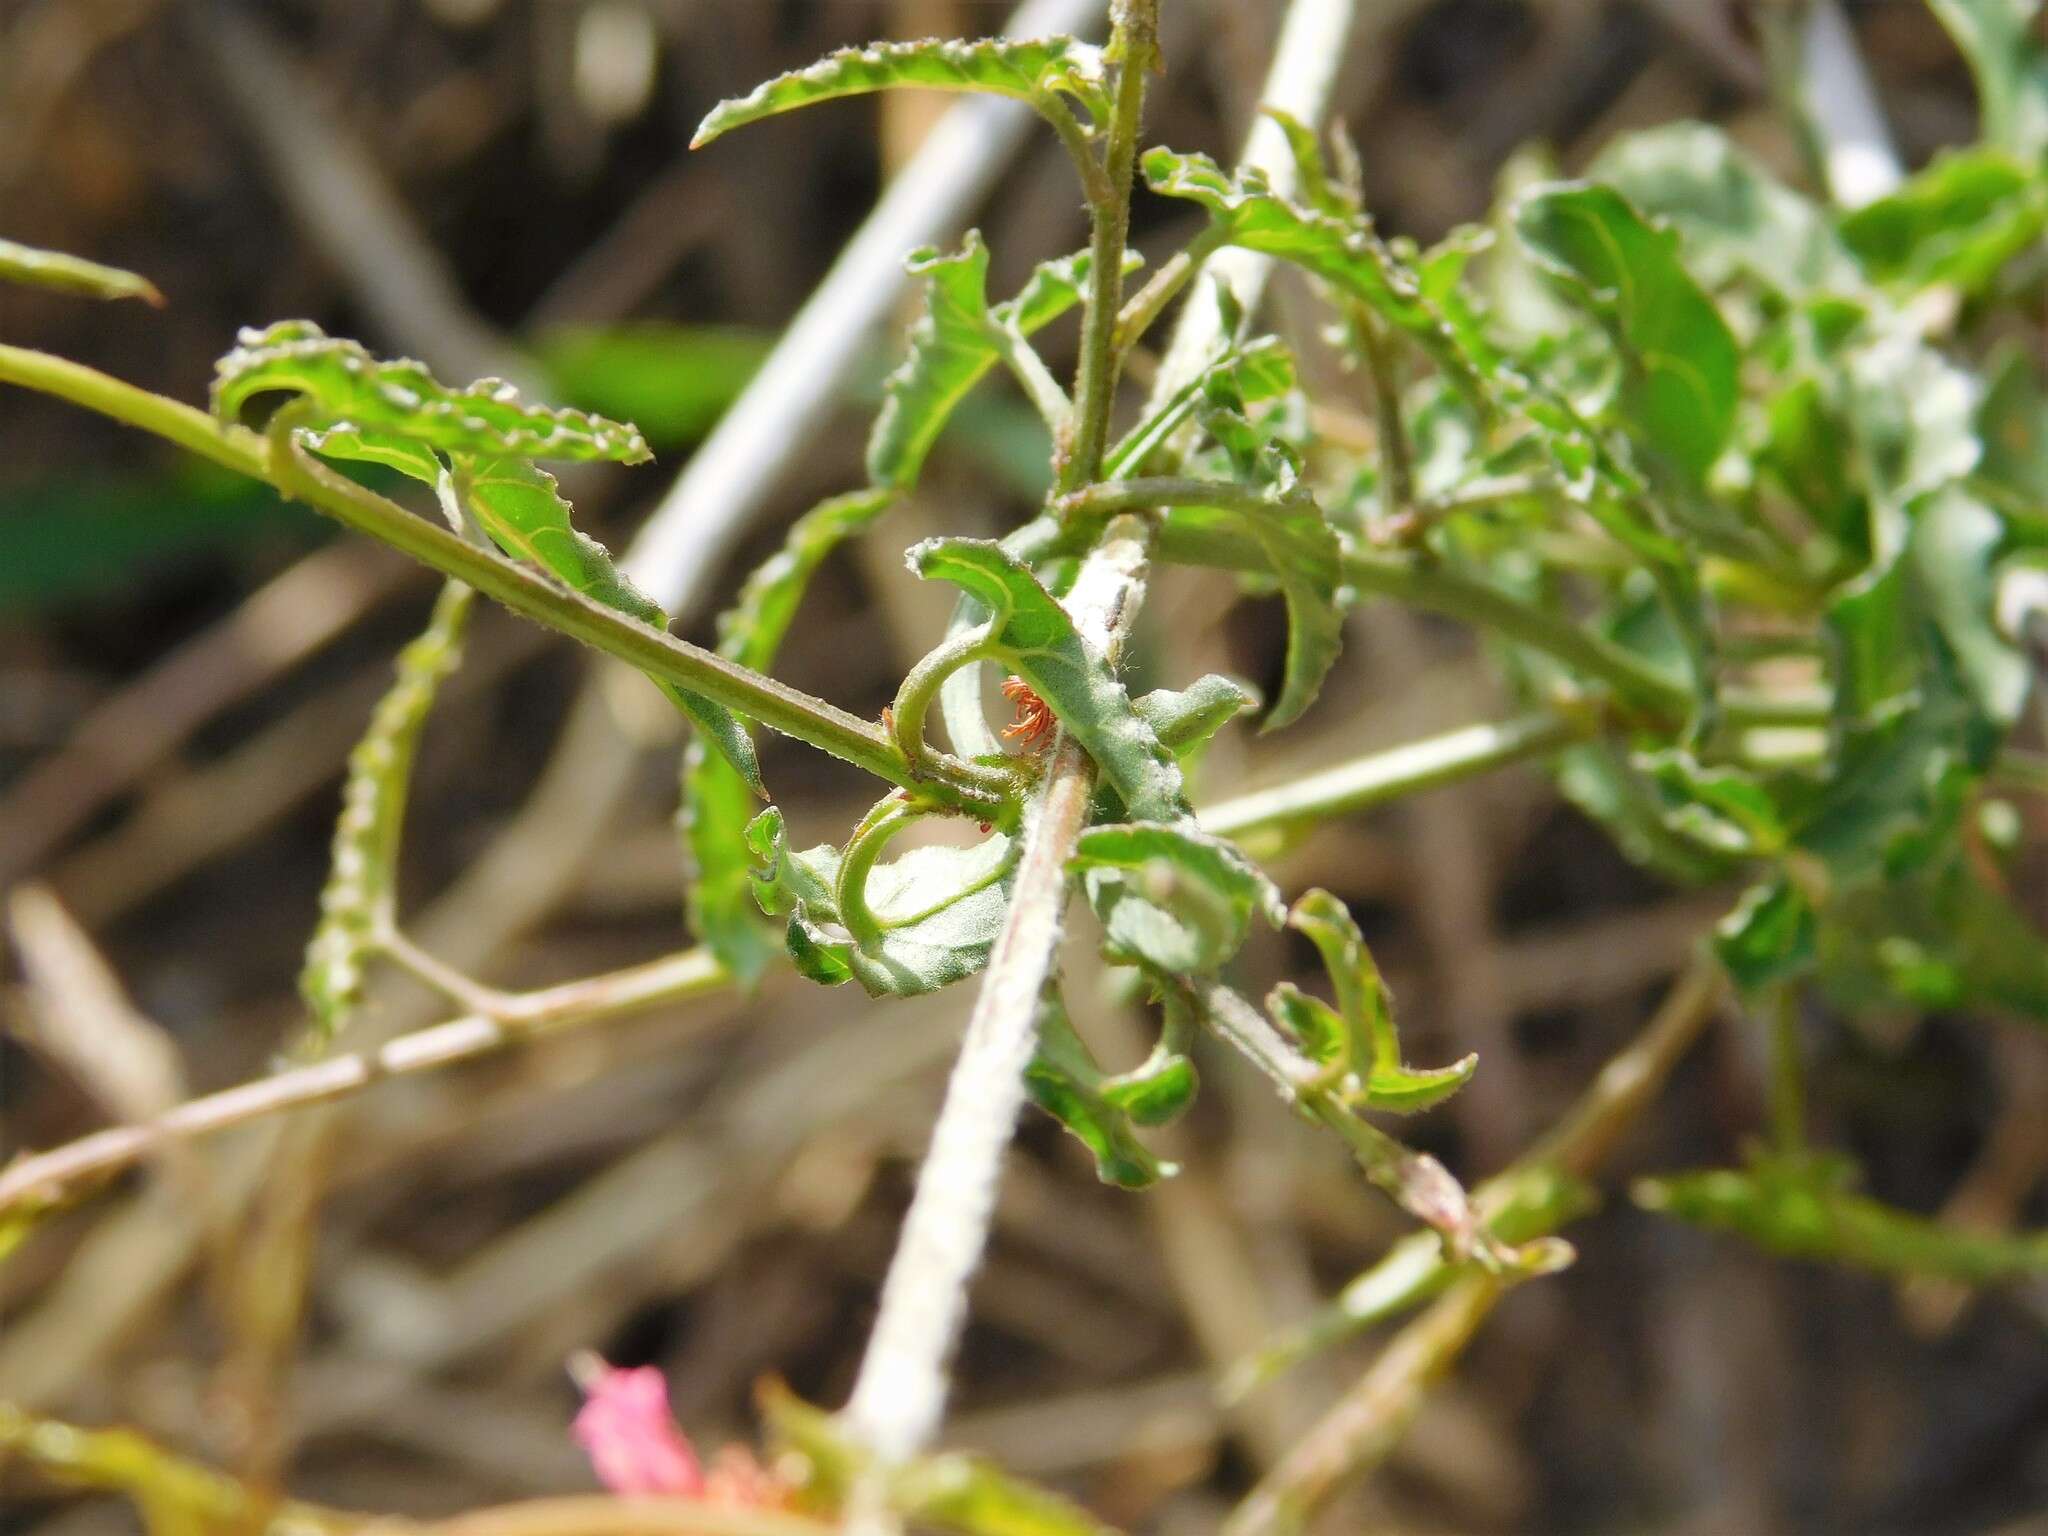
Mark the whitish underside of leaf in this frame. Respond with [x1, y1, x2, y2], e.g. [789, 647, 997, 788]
[302, 580, 473, 1037]
[745, 807, 1017, 998]
[691, 34, 1110, 147]
[1071, 819, 1281, 974]
[212, 320, 650, 463]
[0, 238, 163, 305]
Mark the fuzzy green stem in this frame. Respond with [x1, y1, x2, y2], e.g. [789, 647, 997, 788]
[890, 623, 1002, 774]
[835, 803, 922, 951]
[1767, 983, 1807, 1156]
[0, 344, 1003, 819]
[1198, 711, 1591, 843]
[1352, 310, 1412, 520]
[1112, 224, 1229, 355]
[1059, 0, 1156, 491]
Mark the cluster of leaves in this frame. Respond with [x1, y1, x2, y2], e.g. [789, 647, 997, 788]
[193, 12, 2048, 1252]
[3, 5, 2046, 1526]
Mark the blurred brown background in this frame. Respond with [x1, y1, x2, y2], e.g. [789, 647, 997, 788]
[2, 2, 2046, 1532]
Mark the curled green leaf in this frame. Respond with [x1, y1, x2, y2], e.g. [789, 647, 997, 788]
[1027, 988, 1178, 1189]
[212, 320, 651, 464]
[692, 35, 1110, 148]
[684, 490, 895, 983]
[1072, 819, 1281, 974]
[907, 537, 1187, 821]
[1279, 889, 1477, 1114]
[745, 807, 1016, 998]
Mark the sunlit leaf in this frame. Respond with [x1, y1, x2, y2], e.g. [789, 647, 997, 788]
[692, 35, 1111, 147]
[1071, 819, 1280, 973]
[213, 320, 650, 463]
[1027, 988, 1177, 1189]
[907, 538, 1188, 820]
[1141, 147, 1487, 405]
[451, 455, 763, 794]
[1840, 148, 2048, 301]
[1589, 122, 1861, 295]
[745, 807, 1016, 998]
[1133, 673, 1260, 758]
[1277, 889, 1477, 1114]
[1515, 183, 1740, 486]
[867, 236, 1125, 490]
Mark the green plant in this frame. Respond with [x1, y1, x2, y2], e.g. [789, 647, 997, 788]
[3, 0, 2046, 1531]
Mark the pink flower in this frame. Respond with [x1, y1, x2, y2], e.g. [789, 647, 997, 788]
[569, 1356, 703, 1497]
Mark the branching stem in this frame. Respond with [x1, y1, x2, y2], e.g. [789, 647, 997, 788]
[0, 344, 1002, 820]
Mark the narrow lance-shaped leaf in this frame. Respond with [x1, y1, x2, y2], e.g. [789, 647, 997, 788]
[1140, 147, 1488, 406]
[1279, 889, 1477, 1113]
[1070, 820, 1281, 975]
[302, 580, 473, 1038]
[869, 236, 1130, 491]
[213, 321, 651, 463]
[452, 456, 763, 795]
[683, 489, 895, 983]
[907, 538, 1188, 821]
[1514, 183, 1740, 487]
[0, 238, 163, 305]
[692, 34, 1111, 147]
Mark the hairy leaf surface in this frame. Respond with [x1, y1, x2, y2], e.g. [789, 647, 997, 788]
[692, 35, 1110, 146]
[213, 321, 651, 463]
[1071, 820, 1280, 974]
[908, 538, 1187, 820]
[746, 808, 1017, 998]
